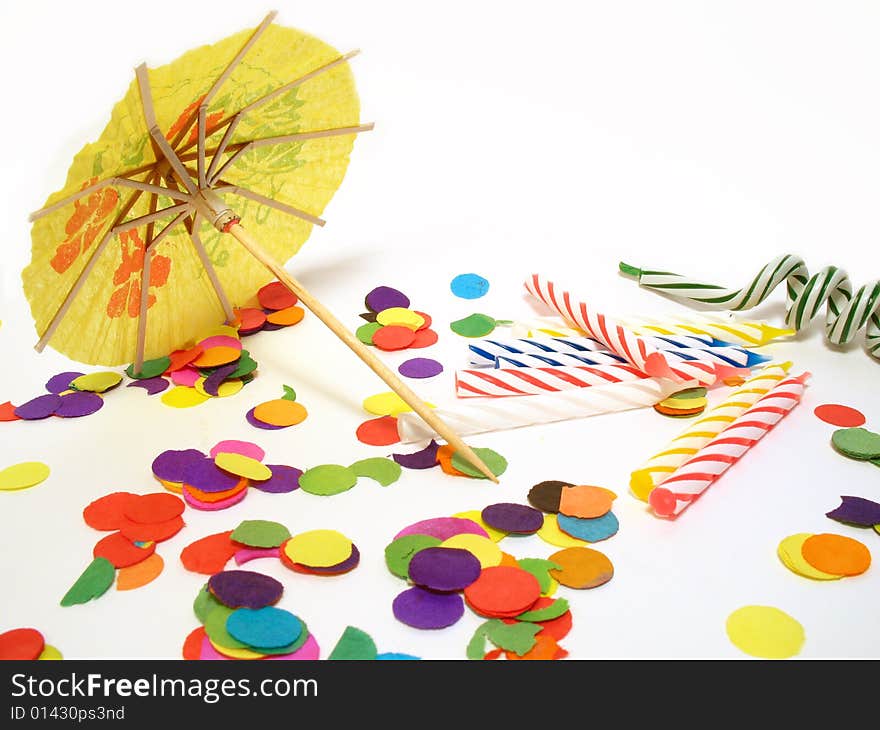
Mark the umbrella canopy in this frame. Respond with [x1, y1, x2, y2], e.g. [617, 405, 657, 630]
[25, 13, 368, 366]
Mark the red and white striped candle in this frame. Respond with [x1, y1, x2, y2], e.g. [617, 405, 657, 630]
[647, 373, 809, 519]
[455, 363, 649, 397]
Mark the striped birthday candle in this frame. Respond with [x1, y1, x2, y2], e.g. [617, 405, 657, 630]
[455, 363, 649, 397]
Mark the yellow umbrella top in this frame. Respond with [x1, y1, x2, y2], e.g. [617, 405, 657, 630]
[25, 14, 369, 365]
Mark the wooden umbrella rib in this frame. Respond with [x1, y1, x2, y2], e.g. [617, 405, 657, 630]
[110, 203, 191, 234]
[146, 209, 190, 251]
[134, 170, 162, 373]
[218, 185, 325, 227]
[205, 114, 242, 182]
[187, 215, 236, 322]
[197, 105, 208, 188]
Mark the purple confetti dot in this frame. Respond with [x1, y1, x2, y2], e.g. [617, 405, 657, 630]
[55, 391, 104, 418]
[365, 286, 410, 313]
[252, 464, 302, 494]
[407, 547, 481, 592]
[298, 544, 360, 575]
[826, 496, 880, 527]
[481, 503, 545, 534]
[398, 358, 444, 379]
[14, 394, 62, 420]
[392, 586, 464, 630]
[45, 371, 84, 394]
[202, 363, 238, 397]
[208, 570, 283, 609]
[126, 377, 169, 396]
[184, 456, 242, 493]
[393, 440, 440, 470]
[151, 448, 206, 483]
[246, 407, 286, 430]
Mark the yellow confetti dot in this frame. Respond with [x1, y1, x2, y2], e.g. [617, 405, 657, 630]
[70, 371, 122, 393]
[363, 391, 434, 417]
[536, 514, 587, 548]
[214, 453, 271, 481]
[208, 638, 264, 660]
[441, 534, 503, 568]
[452, 510, 507, 542]
[0, 462, 50, 491]
[284, 529, 352, 568]
[201, 325, 240, 340]
[376, 307, 425, 330]
[726, 605, 805, 659]
[38, 645, 63, 660]
[777, 533, 842, 580]
[193, 377, 244, 399]
[542, 577, 559, 598]
[161, 386, 210, 408]
[159, 479, 183, 495]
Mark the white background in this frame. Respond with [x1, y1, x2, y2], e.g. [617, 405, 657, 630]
[0, 0, 879, 659]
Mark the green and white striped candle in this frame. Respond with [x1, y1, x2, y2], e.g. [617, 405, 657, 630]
[620, 255, 880, 360]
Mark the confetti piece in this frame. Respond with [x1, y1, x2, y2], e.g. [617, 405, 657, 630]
[440, 534, 503, 568]
[376, 308, 425, 330]
[284, 530, 353, 568]
[228, 352, 258, 379]
[356, 322, 382, 345]
[38, 645, 63, 660]
[410, 329, 439, 348]
[126, 377, 169, 395]
[356, 416, 401, 446]
[372, 325, 417, 351]
[194, 376, 243, 399]
[214, 453, 271, 482]
[45, 371, 84, 393]
[516, 596, 570, 622]
[385, 535, 443, 579]
[227, 607, 302, 649]
[393, 440, 440, 470]
[393, 586, 464, 629]
[329, 626, 378, 660]
[182, 627, 206, 660]
[298, 464, 358, 496]
[183, 484, 248, 511]
[451, 447, 508, 479]
[777, 533, 841, 580]
[398, 358, 443, 379]
[124, 493, 184, 524]
[234, 546, 280, 566]
[450, 273, 490, 300]
[119, 515, 184, 543]
[94, 532, 155, 568]
[450, 313, 498, 338]
[265, 304, 305, 327]
[464, 566, 541, 618]
[536, 514, 587, 548]
[14, 394, 61, 420]
[557, 512, 619, 543]
[451, 511, 507, 542]
[558, 485, 614, 519]
[394, 517, 489, 541]
[231, 520, 291, 548]
[70, 372, 122, 393]
[814, 404, 866, 427]
[801, 533, 871, 576]
[376, 652, 420, 660]
[184, 457, 243, 493]
[152, 450, 205, 485]
[210, 440, 265, 462]
[258, 281, 298, 310]
[126, 357, 171, 380]
[481, 503, 544, 534]
[832, 427, 880, 460]
[253, 399, 308, 427]
[116, 553, 164, 591]
[526, 480, 573, 513]
[725, 606, 805, 659]
[407, 547, 482, 591]
[484, 619, 541, 656]
[246, 407, 284, 430]
[284, 544, 361, 576]
[363, 392, 425, 417]
[194, 584, 225, 623]
[527, 599, 573, 641]
[166, 346, 204, 372]
[83, 492, 137, 531]
[515, 558, 561, 594]
[366, 286, 410, 313]
[61, 557, 115, 606]
[548, 547, 613, 589]
[349, 457, 402, 486]
[0, 628, 45, 660]
[0, 402, 21, 422]
[209, 570, 283, 609]
[170, 368, 200, 387]
[0, 461, 50, 491]
[251, 465, 301, 494]
[180, 531, 237, 574]
[826, 496, 880, 527]
[161, 386, 210, 408]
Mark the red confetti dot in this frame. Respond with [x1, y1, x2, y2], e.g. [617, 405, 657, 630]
[356, 416, 401, 446]
[0, 628, 45, 660]
[463, 566, 541, 618]
[814, 404, 866, 428]
[372, 326, 417, 351]
[182, 627, 206, 660]
[410, 329, 439, 349]
[0, 401, 21, 422]
[257, 281, 298, 311]
[93, 532, 156, 568]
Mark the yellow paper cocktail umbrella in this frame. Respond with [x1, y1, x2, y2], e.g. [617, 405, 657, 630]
[24, 12, 497, 481]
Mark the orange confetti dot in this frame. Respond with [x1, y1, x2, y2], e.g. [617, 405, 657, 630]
[253, 399, 308, 427]
[548, 547, 614, 589]
[558, 485, 614, 519]
[463, 566, 541, 617]
[437, 444, 468, 477]
[505, 633, 561, 660]
[193, 346, 241, 368]
[801, 533, 871, 576]
[266, 306, 305, 326]
[184, 478, 248, 504]
[117, 553, 164, 591]
[498, 552, 519, 568]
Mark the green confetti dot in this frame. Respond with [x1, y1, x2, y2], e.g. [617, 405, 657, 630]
[228, 351, 257, 379]
[193, 584, 224, 624]
[516, 597, 570, 622]
[60, 557, 115, 607]
[516, 558, 561, 594]
[349, 457, 402, 487]
[832, 427, 880, 460]
[356, 322, 382, 345]
[484, 619, 541, 656]
[204, 606, 249, 650]
[384, 534, 442, 579]
[126, 356, 171, 380]
[329, 626, 378, 660]
[667, 387, 708, 400]
[281, 385, 297, 402]
[298, 464, 358, 496]
[231, 520, 291, 548]
[450, 313, 497, 338]
[466, 623, 489, 660]
[451, 447, 508, 479]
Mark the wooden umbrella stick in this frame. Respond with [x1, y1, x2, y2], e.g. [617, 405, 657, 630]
[225, 222, 501, 483]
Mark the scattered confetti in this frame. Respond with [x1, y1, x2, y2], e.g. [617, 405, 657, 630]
[356, 416, 401, 446]
[349, 457, 402, 486]
[0, 461, 50, 491]
[653, 386, 708, 418]
[450, 313, 501, 338]
[60, 557, 115, 606]
[777, 533, 841, 581]
[450, 273, 490, 300]
[814, 404, 867, 428]
[801, 533, 871, 576]
[298, 464, 358, 496]
[398, 357, 444, 379]
[726, 606, 805, 659]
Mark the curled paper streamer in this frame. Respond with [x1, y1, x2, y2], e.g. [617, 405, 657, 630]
[629, 362, 792, 500]
[455, 364, 649, 397]
[620, 256, 880, 360]
[647, 372, 809, 519]
[396, 378, 697, 442]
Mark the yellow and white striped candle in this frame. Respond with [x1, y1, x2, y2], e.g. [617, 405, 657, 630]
[629, 362, 792, 501]
[618, 313, 794, 348]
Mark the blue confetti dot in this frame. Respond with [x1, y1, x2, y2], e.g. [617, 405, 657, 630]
[376, 652, 421, 660]
[556, 512, 619, 542]
[450, 273, 490, 300]
[226, 607, 302, 649]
